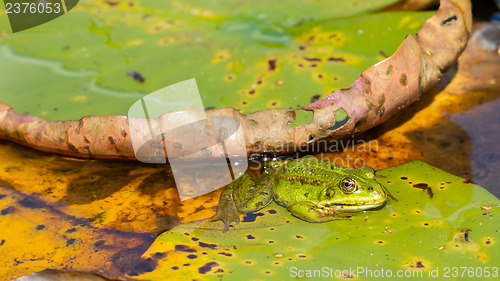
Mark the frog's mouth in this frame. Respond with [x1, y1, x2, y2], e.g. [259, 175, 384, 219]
[318, 198, 387, 213]
[331, 203, 384, 212]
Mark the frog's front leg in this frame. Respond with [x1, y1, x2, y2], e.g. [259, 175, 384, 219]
[213, 171, 274, 232]
[287, 202, 351, 223]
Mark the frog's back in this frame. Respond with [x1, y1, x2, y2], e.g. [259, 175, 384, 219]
[272, 156, 348, 206]
[278, 155, 348, 180]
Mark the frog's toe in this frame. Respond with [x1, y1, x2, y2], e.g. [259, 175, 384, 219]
[317, 211, 352, 221]
[221, 212, 240, 232]
[212, 199, 241, 232]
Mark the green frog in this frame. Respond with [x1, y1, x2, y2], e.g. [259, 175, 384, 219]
[212, 155, 393, 232]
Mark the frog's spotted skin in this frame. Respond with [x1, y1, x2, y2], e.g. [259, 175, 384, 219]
[213, 155, 388, 231]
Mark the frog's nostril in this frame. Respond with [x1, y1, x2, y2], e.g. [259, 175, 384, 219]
[368, 187, 374, 191]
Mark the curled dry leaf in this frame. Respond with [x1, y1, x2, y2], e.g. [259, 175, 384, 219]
[0, 0, 472, 161]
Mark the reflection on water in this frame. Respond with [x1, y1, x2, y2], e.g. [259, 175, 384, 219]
[445, 92, 500, 197]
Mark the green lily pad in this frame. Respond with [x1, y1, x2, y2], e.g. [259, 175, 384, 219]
[0, 0, 432, 120]
[130, 161, 500, 280]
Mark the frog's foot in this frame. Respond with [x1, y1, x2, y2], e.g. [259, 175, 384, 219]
[211, 186, 241, 232]
[287, 202, 352, 223]
[213, 173, 274, 232]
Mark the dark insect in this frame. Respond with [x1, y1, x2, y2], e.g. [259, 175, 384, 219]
[464, 229, 471, 242]
[127, 71, 145, 83]
[412, 183, 433, 199]
[310, 94, 321, 103]
[268, 59, 277, 71]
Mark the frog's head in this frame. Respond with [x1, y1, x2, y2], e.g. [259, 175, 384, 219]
[318, 166, 389, 213]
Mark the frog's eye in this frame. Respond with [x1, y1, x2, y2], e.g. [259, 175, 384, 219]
[340, 178, 357, 194]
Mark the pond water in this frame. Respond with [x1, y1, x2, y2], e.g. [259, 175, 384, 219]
[446, 93, 500, 197]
